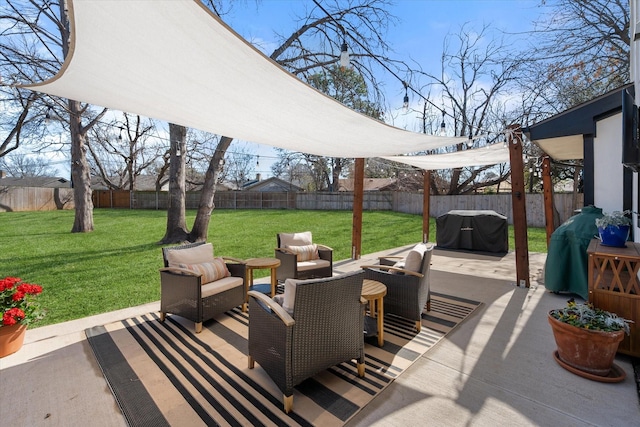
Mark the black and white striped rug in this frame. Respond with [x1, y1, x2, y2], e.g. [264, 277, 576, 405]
[86, 292, 481, 427]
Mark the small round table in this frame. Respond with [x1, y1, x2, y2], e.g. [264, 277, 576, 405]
[244, 257, 281, 311]
[361, 279, 387, 347]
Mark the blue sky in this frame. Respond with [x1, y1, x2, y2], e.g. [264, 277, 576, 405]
[221, 0, 544, 177]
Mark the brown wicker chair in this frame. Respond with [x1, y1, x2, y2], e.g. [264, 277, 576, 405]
[275, 231, 333, 282]
[361, 243, 434, 332]
[248, 270, 366, 413]
[159, 242, 245, 333]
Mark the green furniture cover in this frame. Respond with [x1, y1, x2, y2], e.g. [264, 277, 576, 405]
[544, 206, 603, 299]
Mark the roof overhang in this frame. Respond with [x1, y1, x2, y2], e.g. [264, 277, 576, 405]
[524, 84, 633, 161]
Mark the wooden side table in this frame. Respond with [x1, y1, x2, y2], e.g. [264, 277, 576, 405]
[587, 238, 640, 357]
[244, 257, 281, 312]
[361, 279, 387, 347]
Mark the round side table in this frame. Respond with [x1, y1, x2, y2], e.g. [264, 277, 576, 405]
[361, 279, 387, 347]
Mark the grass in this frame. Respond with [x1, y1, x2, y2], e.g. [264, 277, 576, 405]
[0, 209, 547, 328]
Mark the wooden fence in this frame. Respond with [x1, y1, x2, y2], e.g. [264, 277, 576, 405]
[0, 186, 74, 212]
[2, 186, 582, 227]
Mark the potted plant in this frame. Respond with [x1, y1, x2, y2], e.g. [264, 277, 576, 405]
[548, 299, 631, 380]
[0, 277, 43, 358]
[595, 210, 632, 247]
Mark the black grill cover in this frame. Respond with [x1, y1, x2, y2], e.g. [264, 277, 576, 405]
[436, 210, 508, 253]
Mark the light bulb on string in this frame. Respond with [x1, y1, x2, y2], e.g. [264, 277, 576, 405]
[439, 109, 446, 137]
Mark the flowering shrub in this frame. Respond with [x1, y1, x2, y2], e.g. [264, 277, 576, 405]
[550, 299, 631, 335]
[0, 277, 43, 327]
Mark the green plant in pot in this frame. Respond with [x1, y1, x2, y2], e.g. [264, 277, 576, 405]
[548, 299, 631, 381]
[595, 210, 631, 247]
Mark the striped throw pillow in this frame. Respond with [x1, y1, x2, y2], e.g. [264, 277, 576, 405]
[285, 244, 319, 262]
[179, 258, 230, 283]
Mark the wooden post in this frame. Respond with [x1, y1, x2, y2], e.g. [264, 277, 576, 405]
[423, 170, 431, 243]
[541, 156, 555, 248]
[352, 158, 364, 259]
[508, 124, 530, 287]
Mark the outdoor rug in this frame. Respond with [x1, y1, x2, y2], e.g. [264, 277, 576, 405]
[86, 291, 481, 427]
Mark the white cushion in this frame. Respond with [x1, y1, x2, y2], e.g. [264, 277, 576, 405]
[201, 276, 243, 298]
[296, 259, 330, 271]
[166, 243, 214, 266]
[178, 258, 230, 283]
[285, 244, 319, 261]
[282, 278, 299, 314]
[279, 231, 313, 247]
[404, 243, 428, 272]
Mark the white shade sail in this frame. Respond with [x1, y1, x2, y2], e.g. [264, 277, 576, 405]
[382, 143, 510, 170]
[25, 0, 467, 158]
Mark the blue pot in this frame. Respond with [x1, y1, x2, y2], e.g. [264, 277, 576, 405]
[598, 225, 630, 247]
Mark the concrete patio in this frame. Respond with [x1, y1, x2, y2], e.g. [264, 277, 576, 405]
[1, 246, 638, 426]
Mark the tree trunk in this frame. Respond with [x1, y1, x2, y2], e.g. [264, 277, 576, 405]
[160, 124, 189, 244]
[189, 136, 233, 242]
[69, 99, 94, 233]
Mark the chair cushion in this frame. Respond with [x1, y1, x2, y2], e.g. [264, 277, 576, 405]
[404, 243, 428, 272]
[282, 278, 299, 314]
[285, 244, 319, 261]
[279, 231, 313, 247]
[166, 243, 214, 266]
[297, 258, 331, 271]
[201, 276, 243, 298]
[178, 258, 230, 283]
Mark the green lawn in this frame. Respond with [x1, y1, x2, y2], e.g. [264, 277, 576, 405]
[0, 209, 547, 327]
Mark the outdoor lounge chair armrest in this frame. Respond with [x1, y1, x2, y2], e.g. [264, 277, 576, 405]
[378, 255, 403, 260]
[159, 266, 201, 277]
[360, 265, 424, 278]
[248, 290, 295, 326]
[222, 256, 245, 264]
[316, 244, 333, 251]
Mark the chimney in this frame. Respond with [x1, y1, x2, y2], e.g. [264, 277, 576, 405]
[0, 170, 6, 179]
[256, 173, 261, 181]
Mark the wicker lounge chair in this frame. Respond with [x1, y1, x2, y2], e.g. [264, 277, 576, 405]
[159, 242, 245, 333]
[275, 231, 333, 282]
[248, 270, 366, 413]
[361, 242, 434, 332]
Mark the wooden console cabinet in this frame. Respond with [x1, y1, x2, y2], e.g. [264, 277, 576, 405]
[587, 239, 640, 358]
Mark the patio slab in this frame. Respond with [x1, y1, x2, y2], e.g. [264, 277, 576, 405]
[1, 246, 638, 426]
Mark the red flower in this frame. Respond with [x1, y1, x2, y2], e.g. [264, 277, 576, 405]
[1, 277, 43, 328]
[3, 308, 25, 326]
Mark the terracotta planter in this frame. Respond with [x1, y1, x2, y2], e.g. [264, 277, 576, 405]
[548, 313, 624, 376]
[0, 324, 27, 358]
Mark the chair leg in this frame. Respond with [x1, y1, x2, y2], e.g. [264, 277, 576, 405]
[248, 355, 255, 369]
[426, 298, 431, 312]
[159, 312, 166, 322]
[357, 362, 365, 377]
[284, 394, 293, 414]
[415, 320, 421, 332]
[195, 322, 203, 333]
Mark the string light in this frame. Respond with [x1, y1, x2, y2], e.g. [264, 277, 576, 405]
[402, 81, 409, 110]
[439, 109, 446, 137]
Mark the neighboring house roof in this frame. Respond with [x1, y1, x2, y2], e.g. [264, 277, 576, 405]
[0, 176, 71, 188]
[243, 176, 303, 192]
[338, 178, 397, 191]
[91, 175, 167, 191]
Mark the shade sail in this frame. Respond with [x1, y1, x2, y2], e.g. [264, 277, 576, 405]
[25, 0, 466, 158]
[382, 143, 510, 170]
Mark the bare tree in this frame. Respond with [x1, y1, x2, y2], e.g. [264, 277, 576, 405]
[162, 0, 401, 243]
[0, 152, 56, 177]
[88, 113, 162, 190]
[0, 0, 106, 232]
[525, 0, 630, 115]
[415, 24, 520, 195]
